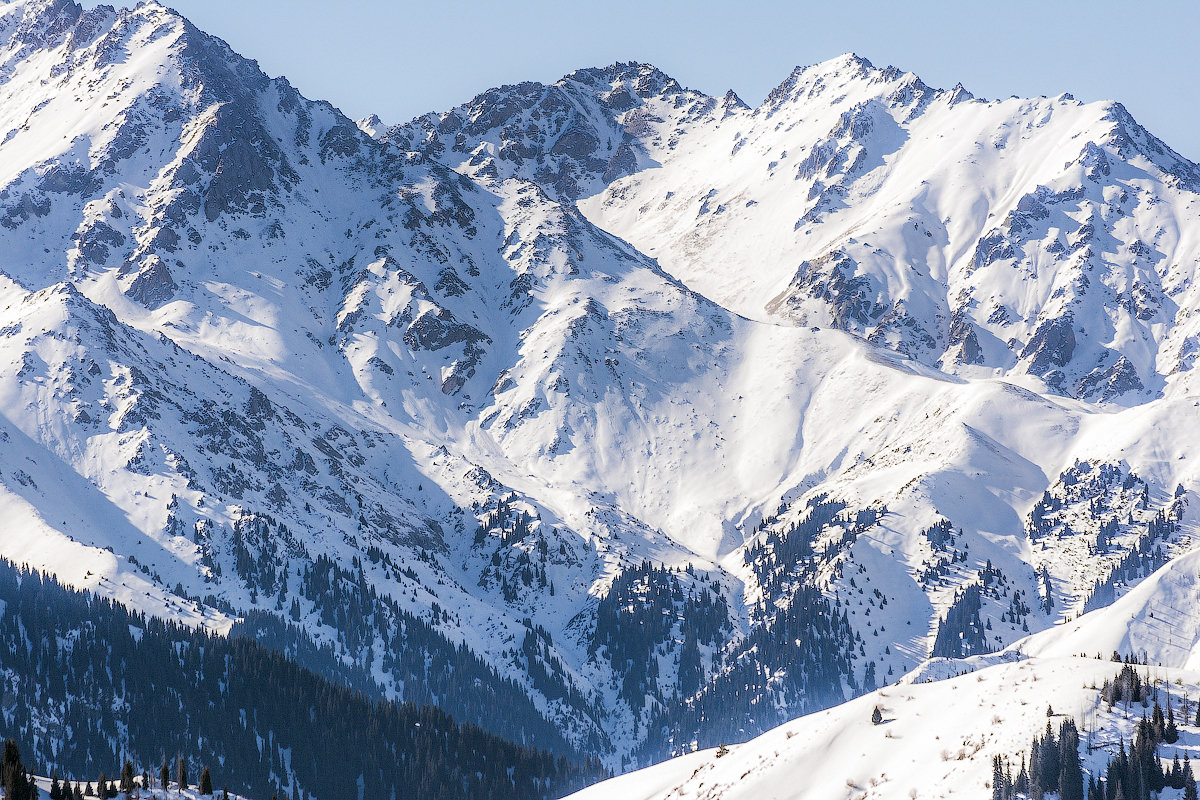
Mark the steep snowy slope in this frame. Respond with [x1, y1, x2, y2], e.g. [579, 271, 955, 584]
[575, 55, 1200, 406]
[411, 53, 1200, 404]
[6, 0, 1200, 769]
[1025, 545, 1200, 669]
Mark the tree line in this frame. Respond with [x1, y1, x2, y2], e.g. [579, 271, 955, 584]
[0, 558, 605, 800]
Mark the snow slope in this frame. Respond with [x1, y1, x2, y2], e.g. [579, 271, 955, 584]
[569, 647, 1200, 799]
[1024, 545, 1200, 669]
[571, 544, 1200, 798]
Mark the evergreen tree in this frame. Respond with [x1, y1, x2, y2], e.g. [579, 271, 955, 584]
[50, 771, 62, 800]
[84, 781, 93, 797]
[160, 759, 169, 791]
[1057, 719, 1083, 800]
[96, 772, 106, 799]
[200, 766, 213, 796]
[0, 740, 34, 800]
[1040, 720, 1059, 795]
[177, 755, 189, 791]
[121, 760, 134, 793]
[992, 755, 1009, 800]
[871, 706, 883, 725]
[0, 557, 603, 800]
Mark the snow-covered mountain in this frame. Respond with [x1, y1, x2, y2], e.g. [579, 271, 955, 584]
[4, 0, 1200, 773]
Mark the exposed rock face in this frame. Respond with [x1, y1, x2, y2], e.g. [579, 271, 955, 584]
[1077, 355, 1144, 402]
[767, 250, 884, 330]
[123, 257, 178, 308]
[1022, 316, 1077, 378]
[385, 62, 714, 202]
[946, 311, 984, 366]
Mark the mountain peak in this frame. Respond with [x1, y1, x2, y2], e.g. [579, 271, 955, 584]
[760, 52, 936, 114]
[559, 60, 692, 102]
[794, 52, 877, 82]
[0, 0, 81, 51]
[0, 0, 80, 18]
[356, 113, 387, 140]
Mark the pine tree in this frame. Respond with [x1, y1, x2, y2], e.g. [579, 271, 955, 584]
[121, 760, 134, 793]
[96, 772, 107, 799]
[1185, 755, 1198, 800]
[1057, 719, 1084, 800]
[992, 755, 1009, 800]
[0, 740, 34, 800]
[50, 771, 62, 800]
[161, 759, 169, 791]
[1152, 700, 1166, 740]
[1165, 715, 1180, 744]
[177, 755, 189, 791]
[871, 706, 883, 725]
[199, 766, 213, 796]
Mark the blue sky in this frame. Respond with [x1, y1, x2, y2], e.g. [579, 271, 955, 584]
[84, 0, 1200, 160]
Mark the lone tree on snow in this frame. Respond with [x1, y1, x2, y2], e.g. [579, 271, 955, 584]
[872, 706, 884, 725]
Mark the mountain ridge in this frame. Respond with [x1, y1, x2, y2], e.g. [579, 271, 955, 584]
[3, 0, 1200, 776]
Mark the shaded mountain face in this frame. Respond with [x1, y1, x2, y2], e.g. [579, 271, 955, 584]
[3, 0, 1200, 769]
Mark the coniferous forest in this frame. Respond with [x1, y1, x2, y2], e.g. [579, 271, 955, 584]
[992, 663, 1200, 800]
[0, 558, 605, 800]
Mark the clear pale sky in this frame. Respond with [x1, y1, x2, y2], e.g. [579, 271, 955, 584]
[83, 0, 1200, 160]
